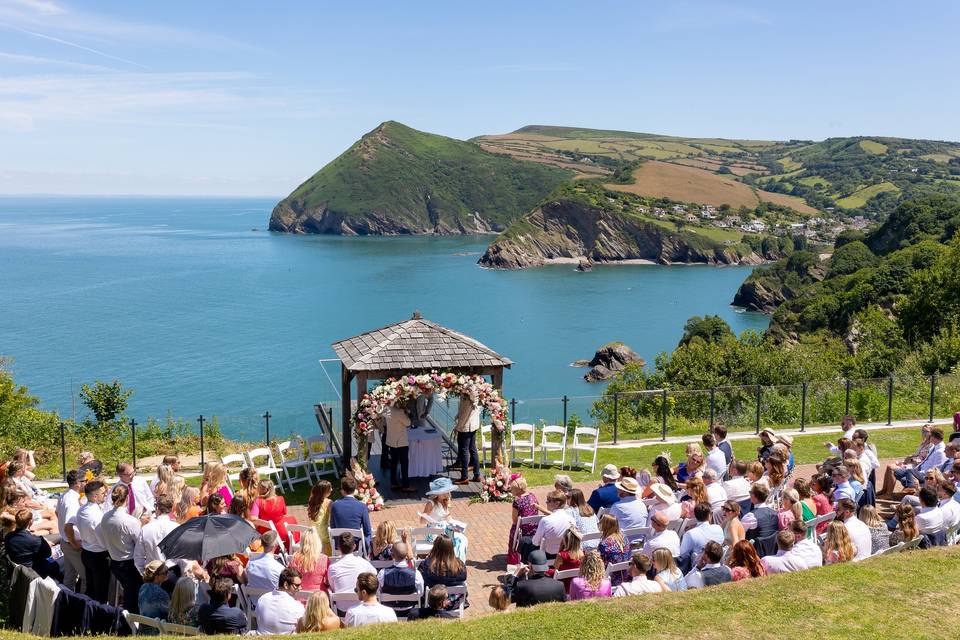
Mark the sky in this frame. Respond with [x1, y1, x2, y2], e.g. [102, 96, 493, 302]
[1, 0, 958, 196]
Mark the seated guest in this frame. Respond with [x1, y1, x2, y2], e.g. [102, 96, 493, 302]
[565, 489, 599, 551]
[168, 576, 201, 627]
[532, 491, 574, 557]
[757, 429, 777, 464]
[899, 426, 947, 490]
[675, 445, 704, 484]
[507, 477, 540, 561]
[587, 465, 622, 513]
[206, 493, 227, 515]
[726, 539, 766, 581]
[880, 425, 933, 495]
[246, 531, 285, 590]
[568, 550, 611, 600]
[778, 489, 802, 530]
[703, 433, 728, 480]
[746, 461, 767, 489]
[256, 567, 306, 635]
[858, 505, 890, 555]
[613, 552, 662, 596]
[640, 456, 680, 498]
[345, 572, 397, 627]
[721, 500, 745, 546]
[641, 512, 680, 558]
[288, 529, 330, 593]
[915, 487, 944, 536]
[843, 459, 866, 503]
[412, 586, 453, 621]
[792, 478, 820, 531]
[139, 561, 172, 624]
[607, 477, 648, 539]
[835, 498, 872, 561]
[742, 484, 778, 557]
[648, 483, 682, 522]
[889, 503, 919, 545]
[938, 480, 960, 530]
[597, 514, 631, 586]
[652, 548, 686, 592]
[377, 541, 423, 618]
[510, 550, 566, 607]
[418, 535, 467, 613]
[486, 585, 509, 613]
[677, 503, 723, 572]
[702, 469, 727, 510]
[760, 530, 798, 575]
[296, 591, 341, 632]
[327, 532, 376, 596]
[551, 529, 583, 590]
[206, 554, 247, 585]
[330, 476, 372, 552]
[680, 477, 709, 519]
[4, 509, 61, 579]
[685, 541, 731, 589]
[198, 577, 248, 635]
[810, 475, 834, 529]
[822, 521, 855, 565]
[371, 520, 400, 561]
[785, 520, 823, 570]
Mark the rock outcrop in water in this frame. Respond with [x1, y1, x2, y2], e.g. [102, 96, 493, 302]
[581, 343, 645, 381]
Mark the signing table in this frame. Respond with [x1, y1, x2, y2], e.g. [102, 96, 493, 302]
[408, 426, 444, 477]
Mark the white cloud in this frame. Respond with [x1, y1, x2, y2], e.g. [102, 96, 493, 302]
[0, 50, 117, 70]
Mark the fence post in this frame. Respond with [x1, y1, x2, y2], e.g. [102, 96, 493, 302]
[198, 415, 206, 470]
[929, 374, 937, 423]
[59, 420, 67, 482]
[844, 379, 851, 417]
[263, 411, 272, 445]
[562, 396, 569, 429]
[800, 382, 808, 432]
[709, 387, 715, 429]
[612, 392, 620, 445]
[755, 385, 762, 434]
[510, 399, 517, 424]
[130, 418, 137, 469]
[887, 376, 894, 426]
[661, 389, 668, 442]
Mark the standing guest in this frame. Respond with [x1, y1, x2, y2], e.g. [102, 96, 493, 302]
[371, 520, 400, 561]
[822, 521, 855, 565]
[508, 477, 540, 561]
[377, 541, 423, 618]
[452, 395, 481, 486]
[383, 403, 413, 492]
[613, 552, 662, 596]
[641, 512, 681, 558]
[778, 489, 802, 530]
[134, 495, 179, 579]
[251, 479, 292, 549]
[246, 531, 285, 590]
[858, 505, 890, 555]
[722, 460, 752, 504]
[587, 464, 622, 513]
[703, 433, 728, 480]
[597, 514, 630, 586]
[607, 477, 648, 539]
[727, 539, 766, 581]
[532, 490, 575, 557]
[236, 468, 260, 507]
[306, 480, 333, 555]
[289, 529, 330, 593]
[677, 503, 724, 572]
[327, 532, 376, 595]
[420, 478, 468, 561]
[757, 429, 777, 464]
[206, 493, 227, 515]
[915, 487, 944, 535]
[685, 541, 732, 589]
[168, 576, 201, 627]
[742, 484, 779, 557]
[198, 577, 248, 635]
[568, 550, 611, 600]
[703, 469, 728, 510]
[566, 489, 600, 550]
[713, 424, 733, 465]
[835, 498, 872, 561]
[199, 462, 233, 508]
[344, 573, 397, 627]
[510, 550, 566, 608]
[418, 535, 467, 613]
[652, 548, 686, 592]
[76, 480, 110, 603]
[296, 591, 341, 632]
[56, 470, 85, 592]
[330, 476, 372, 552]
[256, 567, 306, 635]
[4, 509, 61, 579]
[152, 464, 175, 502]
[114, 462, 155, 517]
[720, 501, 745, 547]
[100, 483, 144, 612]
[759, 530, 799, 575]
[647, 483, 682, 523]
[175, 487, 201, 523]
[138, 561, 171, 622]
[840, 415, 857, 440]
[888, 503, 919, 545]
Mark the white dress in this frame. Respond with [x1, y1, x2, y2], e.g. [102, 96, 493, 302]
[424, 501, 469, 562]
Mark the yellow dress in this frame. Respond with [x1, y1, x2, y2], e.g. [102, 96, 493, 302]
[312, 499, 333, 556]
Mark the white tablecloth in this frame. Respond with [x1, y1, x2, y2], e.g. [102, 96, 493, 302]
[408, 427, 444, 478]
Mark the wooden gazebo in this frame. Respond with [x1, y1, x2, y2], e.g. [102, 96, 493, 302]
[331, 312, 513, 463]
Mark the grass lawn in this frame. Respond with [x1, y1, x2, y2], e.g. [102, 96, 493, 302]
[687, 225, 745, 243]
[859, 139, 888, 155]
[836, 181, 900, 208]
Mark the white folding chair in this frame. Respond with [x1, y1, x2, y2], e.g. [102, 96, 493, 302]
[304, 434, 340, 480]
[276, 439, 314, 491]
[329, 527, 367, 558]
[240, 584, 271, 630]
[329, 591, 360, 617]
[605, 560, 630, 577]
[285, 523, 314, 554]
[803, 511, 836, 539]
[411, 526, 445, 557]
[444, 584, 468, 619]
[220, 452, 247, 486]
[378, 592, 422, 620]
[539, 425, 567, 468]
[875, 542, 905, 557]
[946, 522, 960, 546]
[569, 426, 600, 472]
[511, 515, 542, 554]
[123, 612, 164, 636]
[371, 559, 395, 570]
[580, 531, 602, 546]
[247, 446, 285, 493]
[510, 423, 536, 465]
[553, 568, 580, 581]
[902, 536, 924, 551]
[623, 526, 652, 549]
[160, 622, 201, 636]
[479, 424, 494, 466]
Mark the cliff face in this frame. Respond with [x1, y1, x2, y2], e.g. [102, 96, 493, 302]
[478, 198, 764, 269]
[731, 251, 826, 314]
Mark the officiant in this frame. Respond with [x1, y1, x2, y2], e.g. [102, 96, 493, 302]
[412, 388, 434, 429]
[383, 401, 414, 493]
[453, 394, 482, 486]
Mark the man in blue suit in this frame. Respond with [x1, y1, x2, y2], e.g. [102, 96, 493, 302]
[330, 475, 372, 551]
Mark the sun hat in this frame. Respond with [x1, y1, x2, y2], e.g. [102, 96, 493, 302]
[601, 464, 621, 481]
[615, 477, 640, 495]
[426, 477, 455, 496]
[777, 434, 794, 447]
[649, 483, 676, 504]
[528, 550, 550, 572]
[759, 428, 777, 439]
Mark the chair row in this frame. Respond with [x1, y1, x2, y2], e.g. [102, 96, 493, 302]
[507, 423, 600, 472]
[220, 433, 339, 494]
[123, 613, 199, 636]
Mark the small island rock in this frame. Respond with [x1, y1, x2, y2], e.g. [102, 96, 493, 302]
[583, 343, 645, 381]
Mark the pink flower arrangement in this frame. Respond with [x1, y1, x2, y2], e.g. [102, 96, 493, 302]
[473, 465, 515, 504]
[349, 460, 384, 511]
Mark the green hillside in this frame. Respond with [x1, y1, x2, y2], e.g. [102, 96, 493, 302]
[269, 121, 571, 235]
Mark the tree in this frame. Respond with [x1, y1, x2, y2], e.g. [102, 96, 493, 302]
[80, 380, 133, 425]
[679, 316, 734, 347]
[827, 241, 878, 277]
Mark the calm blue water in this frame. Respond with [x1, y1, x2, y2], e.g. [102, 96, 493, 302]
[0, 197, 768, 440]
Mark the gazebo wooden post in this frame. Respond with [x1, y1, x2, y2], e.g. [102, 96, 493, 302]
[341, 364, 353, 465]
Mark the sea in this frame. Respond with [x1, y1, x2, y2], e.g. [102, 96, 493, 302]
[0, 196, 769, 441]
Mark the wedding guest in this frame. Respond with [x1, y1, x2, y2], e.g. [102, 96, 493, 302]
[199, 462, 233, 508]
[778, 488, 802, 530]
[256, 567, 306, 635]
[568, 551, 611, 600]
[330, 476, 372, 552]
[677, 503, 723, 572]
[371, 520, 400, 561]
[510, 550, 566, 608]
[289, 528, 330, 593]
[888, 503, 918, 545]
[703, 432, 728, 479]
[720, 500, 745, 546]
[722, 460, 751, 504]
[685, 541, 731, 588]
[113, 462, 155, 517]
[100, 484, 144, 612]
[206, 553, 247, 586]
[652, 548, 686, 592]
[152, 464, 175, 502]
[587, 464, 622, 513]
[176, 486, 202, 523]
[4, 509, 60, 579]
[296, 591, 341, 632]
[566, 488, 600, 550]
[675, 444, 704, 483]
[859, 505, 890, 555]
[703, 469, 728, 509]
[418, 535, 467, 614]
[246, 531, 285, 590]
[597, 514, 630, 586]
[377, 541, 422, 618]
[532, 490, 574, 557]
[168, 576, 201, 627]
[198, 577, 248, 634]
[640, 456, 679, 497]
[727, 539, 766, 581]
[345, 573, 397, 627]
[56, 470, 85, 592]
[647, 482, 682, 522]
[139, 561, 172, 622]
[420, 478, 467, 561]
[713, 424, 733, 464]
[822, 521, 855, 565]
[641, 512, 680, 558]
[76, 480, 110, 603]
[236, 468, 260, 506]
[551, 529, 583, 591]
[306, 480, 333, 555]
[134, 495, 179, 580]
[327, 532, 376, 596]
[835, 498, 871, 561]
[251, 479, 292, 549]
[612, 552, 662, 596]
[608, 476, 648, 538]
[206, 493, 227, 515]
[759, 530, 798, 575]
[757, 429, 777, 463]
[453, 395, 481, 485]
[486, 585, 509, 613]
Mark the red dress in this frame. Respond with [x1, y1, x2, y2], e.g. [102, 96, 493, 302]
[254, 496, 294, 548]
[289, 554, 330, 593]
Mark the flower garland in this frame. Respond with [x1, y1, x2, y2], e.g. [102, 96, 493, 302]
[348, 458, 384, 511]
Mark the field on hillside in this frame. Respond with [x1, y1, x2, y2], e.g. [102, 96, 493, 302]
[836, 181, 901, 208]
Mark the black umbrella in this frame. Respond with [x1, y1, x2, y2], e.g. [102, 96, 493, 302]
[158, 514, 259, 562]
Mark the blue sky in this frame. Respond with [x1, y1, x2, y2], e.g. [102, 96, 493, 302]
[1, 0, 958, 196]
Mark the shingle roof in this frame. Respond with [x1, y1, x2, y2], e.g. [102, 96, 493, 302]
[332, 314, 513, 373]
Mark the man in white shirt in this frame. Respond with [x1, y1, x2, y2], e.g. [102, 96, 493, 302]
[75, 480, 110, 603]
[761, 531, 802, 575]
[56, 470, 85, 592]
[677, 503, 723, 571]
[684, 541, 732, 589]
[328, 533, 377, 595]
[835, 498, 872, 561]
[702, 469, 727, 509]
[133, 495, 178, 576]
[902, 428, 947, 489]
[915, 487, 944, 535]
[641, 512, 680, 558]
[532, 491, 574, 556]
[345, 572, 398, 627]
[255, 567, 305, 635]
[702, 433, 728, 480]
[246, 531, 286, 590]
[841, 415, 857, 440]
[722, 460, 751, 503]
[607, 478, 648, 541]
[113, 462, 155, 518]
[784, 521, 823, 570]
[100, 484, 145, 612]
[938, 482, 960, 531]
[613, 553, 662, 596]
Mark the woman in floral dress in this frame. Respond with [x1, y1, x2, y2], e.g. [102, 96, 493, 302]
[507, 476, 539, 563]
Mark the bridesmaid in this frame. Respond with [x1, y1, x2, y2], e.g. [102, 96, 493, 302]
[307, 480, 334, 556]
[199, 462, 233, 508]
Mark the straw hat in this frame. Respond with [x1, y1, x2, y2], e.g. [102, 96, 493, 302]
[649, 483, 676, 504]
[615, 477, 640, 495]
[601, 464, 621, 481]
[777, 434, 794, 447]
[759, 428, 777, 439]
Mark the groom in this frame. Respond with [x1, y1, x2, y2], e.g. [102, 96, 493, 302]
[453, 394, 482, 486]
